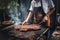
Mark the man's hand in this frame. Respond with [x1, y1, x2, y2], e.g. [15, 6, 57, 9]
[22, 20, 28, 25]
[22, 12, 32, 25]
[43, 15, 50, 22]
[43, 15, 51, 27]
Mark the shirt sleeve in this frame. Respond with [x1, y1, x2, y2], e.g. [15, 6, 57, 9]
[48, 0, 55, 8]
[29, 0, 35, 11]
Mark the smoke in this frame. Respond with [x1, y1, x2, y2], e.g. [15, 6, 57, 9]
[8, 0, 31, 26]
[20, 0, 31, 21]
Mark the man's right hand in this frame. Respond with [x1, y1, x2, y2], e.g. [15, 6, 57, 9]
[22, 12, 32, 25]
[22, 20, 28, 25]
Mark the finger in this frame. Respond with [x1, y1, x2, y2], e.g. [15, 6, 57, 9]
[22, 22, 24, 25]
[43, 18, 45, 22]
[45, 16, 48, 20]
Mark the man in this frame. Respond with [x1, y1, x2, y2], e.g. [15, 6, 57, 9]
[22, 0, 55, 27]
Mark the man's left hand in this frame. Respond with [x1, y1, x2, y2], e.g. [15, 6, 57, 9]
[43, 15, 50, 22]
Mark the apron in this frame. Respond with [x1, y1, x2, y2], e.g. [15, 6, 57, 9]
[28, 6, 46, 24]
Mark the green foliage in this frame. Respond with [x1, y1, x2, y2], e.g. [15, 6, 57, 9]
[0, 0, 18, 9]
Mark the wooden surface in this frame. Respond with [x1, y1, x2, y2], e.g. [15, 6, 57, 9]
[3, 24, 40, 31]
[14, 24, 41, 31]
[8, 25, 47, 38]
[2, 25, 47, 40]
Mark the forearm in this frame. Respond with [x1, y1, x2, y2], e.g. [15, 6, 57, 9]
[47, 8, 55, 16]
[25, 12, 32, 22]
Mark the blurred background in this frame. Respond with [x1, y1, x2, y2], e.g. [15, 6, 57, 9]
[0, 0, 60, 40]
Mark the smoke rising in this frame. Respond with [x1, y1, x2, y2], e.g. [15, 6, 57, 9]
[8, 0, 31, 26]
